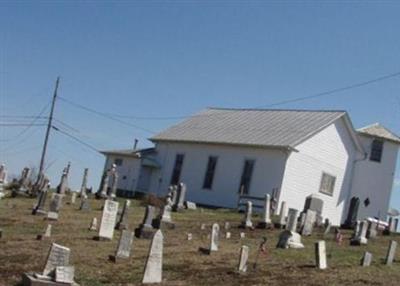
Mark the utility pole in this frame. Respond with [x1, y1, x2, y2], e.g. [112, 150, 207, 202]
[35, 77, 60, 186]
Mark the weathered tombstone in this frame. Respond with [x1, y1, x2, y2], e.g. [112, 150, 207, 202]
[395, 218, 399, 233]
[47, 193, 63, 221]
[109, 171, 118, 199]
[361, 251, 372, 267]
[367, 221, 378, 239]
[79, 168, 89, 198]
[79, 198, 91, 211]
[135, 205, 156, 239]
[315, 240, 327, 269]
[298, 212, 306, 230]
[96, 169, 110, 199]
[89, 218, 97, 231]
[153, 196, 175, 229]
[37, 224, 52, 240]
[187, 233, 193, 241]
[200, 223, 206, 230]
[210, 223, 220, 252]
[237, 245, 249, 273]
[185, 201, 197, 210]
[303, 194, 324, 217]
[172, 183, 186, 211]
[56, 170, 68, 195]
[241, 201, 253, 228]
[224, 222, 230, 230]
[142, 229, 163, 284]
[301, 209, 316, 236]
[385, 240, 397, 265]
[276, 230, 304, 249]
[350, 220, 368, 245]
[55, 266, 75, 284]
[32, 187, 49, 215]
[225, 232, 231, 239]
[240, 232, 245, 239]
[116, 200, 131, 230]
[286, 208, 299, 233]
[323, 222, 332, 237]
[258, 194, 272, 228]
[277, 201, 288, 228]
[170, 185, 178, 206]
[96, 200, 119, 240]
[343, 197, 360, 229]
[18, 167, 31, 192]
[43, 243, 71, 276]
[110, 230, 134, 262]
[70, 192, 76, 205]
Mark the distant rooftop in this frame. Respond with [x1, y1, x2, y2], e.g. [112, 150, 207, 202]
[150, 108, 348, 149]
[358, 123, 400, 144]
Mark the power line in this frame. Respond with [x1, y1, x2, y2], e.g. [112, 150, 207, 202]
[58, 96, 156, 134]
[52, 125, 99, 153]
[58, 70, 400, 122]
[0, 123, 47, 127]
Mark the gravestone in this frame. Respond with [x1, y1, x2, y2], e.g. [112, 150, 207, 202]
[276, 230, 304, 249]
[187, 233, 192, 241]
[185, 201, 197, 210]
[303, 194, 324, 217]
[109, 172, 118, 199]
[343, 197, 360, 229]
[153, 196, 175, 229]
[224, 222, 230, 230]
[96, 200, 119, 240]
[43, 243, 70, 276]
[79, 198, 91, 211]
[323, 222, 332, 237]
[55, 266, 75, 284]
[385, 240, 397, 265]
[37, 224, 52, 240]
[79, 168, 89, 198]
[89, 218, 97, 231]
[350, 220, 368, 245]
[361, 251, 372, 267]
[116, 200, 131, 230]
[258, 194, 272, 228]
[366, 221, 378, 239]
[238, 245, 249, 273]
[56, 170, 68, 195]
[395, 218, 399, 233]
[142, 230, 163, 284]
[298, 212, 306, 230]
[70, 192, 76, 205]
[110, 230, 134, 262]
[136, 205, 156, 239]
[240, 232, 245, 239]
[170, 186, 178, 206]
[173, 183, 186, 211]
[225, 232, 231, 239]
[18, 167, 31, 192]
[315, 240, 327, 269]
[286, 208, 299, 233]
[210, 223, 220, 252]
[301, 209, 316, 236]
[200, 223, 206, 230]
[241, 201, 253, 228]
[32, 189, 49, 215]
[47, 194, 63, 221]
[96, 170, 110, 199]
[277, 201, 288, 228]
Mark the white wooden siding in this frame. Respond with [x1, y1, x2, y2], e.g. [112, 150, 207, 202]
[104, 155, 141, 192]
[279, 118, 357, 225]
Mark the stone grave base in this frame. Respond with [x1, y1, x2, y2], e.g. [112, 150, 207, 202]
[46, 212, 59, 221]
[152, 219, 176, 230]
[21, 273, 79, 286]
[108, 254, 128, 263]
[134, 226, 156, 239]
[32, 209, 47, 216]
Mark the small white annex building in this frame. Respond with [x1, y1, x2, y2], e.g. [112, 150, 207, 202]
[100, 108, 400, 225]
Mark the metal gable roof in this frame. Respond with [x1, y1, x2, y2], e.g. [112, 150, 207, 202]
[358, 123, 400, 144]
[150, 108, 347, 149]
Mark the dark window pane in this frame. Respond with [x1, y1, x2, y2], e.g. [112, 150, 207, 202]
[170, 154, 184, 185]
[114, 158, 123, 166]
[370, 140, 383, 162]
[203, 156, 218, 189]
[239, 160, 255, 194]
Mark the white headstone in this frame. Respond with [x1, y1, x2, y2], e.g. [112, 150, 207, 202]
[142, 230, 163, 284]
[263, 194, 272, 224]
[286, 208, 299, 233]
[385, 240, 397, 265]
[43, 243, 70, 276]
[210, 223, 220, 251]
[238, 245, 249, 273]
[242, 201, 253, 228]
[98, 200, 119, 240]
[279, 201, 288, 227]
[315, 240, 327, 269]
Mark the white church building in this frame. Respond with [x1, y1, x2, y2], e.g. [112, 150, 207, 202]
[100, 108, 400, 225]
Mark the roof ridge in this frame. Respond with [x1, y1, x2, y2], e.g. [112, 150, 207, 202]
[206, 107, 347, 113]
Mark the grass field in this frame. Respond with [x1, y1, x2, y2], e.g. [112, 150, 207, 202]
[0, 193, 399, 286]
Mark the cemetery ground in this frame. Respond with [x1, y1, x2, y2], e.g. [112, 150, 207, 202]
[0, 195, 399, 286]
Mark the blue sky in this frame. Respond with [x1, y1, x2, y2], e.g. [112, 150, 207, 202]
[0, 1, 399, 210]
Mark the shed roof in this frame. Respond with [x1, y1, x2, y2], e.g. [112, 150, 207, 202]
[150, 108, 349, 149]
[358, 123, 400, 144]
[99, 147, 156, 158]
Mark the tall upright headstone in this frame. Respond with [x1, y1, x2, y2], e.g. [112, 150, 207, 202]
[79, 168, 89, 198]
[366, 221, 378, 239]
[142, 230, 163, 284]
[278, 201, 288, 228]
[109, 172, 119, 199]
[361, 251, 372, 267]
[173, 183, 186, 211]
[32, 182, 49, 215]
[97, 170, 110, 199]
[350, 220, 368, 245]
[286, 208, 299, 233]
[315, 240, 327, 270]
[116, 200, 131, 230]
[96, 200, 119, 240]
[237, 245, 249, 273]
[56, 170, 68, 195]
[241, 201, 253, 228]
[136, 205, 156, 239]
[210, 223, 220, 252]
[343, 197, 360, 228]
[110, 230, 134, 262]
[47, 193, 63, 220]
[385, 240, 397, 265]
[301, 209, 316, 236]
[258, 194, 271, 228]
[18, 167, 31, 192]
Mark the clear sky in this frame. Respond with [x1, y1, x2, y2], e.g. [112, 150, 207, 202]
[1, 1, 399, 211]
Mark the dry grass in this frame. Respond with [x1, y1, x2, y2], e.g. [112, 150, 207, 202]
[0, 193, 399, 286]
